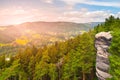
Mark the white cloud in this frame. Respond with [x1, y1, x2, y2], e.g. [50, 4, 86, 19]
[61, 0, 120, 7]
[0, 6, 60, 25]
[115, 12, 120, 17]
[42, 0, 54, 4]
[57, 10, 115, 23]
[0, 6, 120, 25]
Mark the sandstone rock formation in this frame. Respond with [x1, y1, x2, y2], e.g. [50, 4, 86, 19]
[95, 32, 112, 80]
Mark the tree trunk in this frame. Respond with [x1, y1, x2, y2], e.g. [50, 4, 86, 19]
[90, 68, 94, 80]
[82, 72, 85, 80]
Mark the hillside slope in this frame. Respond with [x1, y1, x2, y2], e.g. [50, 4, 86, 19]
[0, 22, 93, 43]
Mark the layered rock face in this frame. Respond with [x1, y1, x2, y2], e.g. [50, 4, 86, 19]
[95, 32, 112, 80]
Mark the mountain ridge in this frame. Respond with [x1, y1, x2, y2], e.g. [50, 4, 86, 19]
[0, 21, 101, 44]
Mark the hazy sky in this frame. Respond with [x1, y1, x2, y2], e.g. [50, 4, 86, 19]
[0, 0, 120, 25]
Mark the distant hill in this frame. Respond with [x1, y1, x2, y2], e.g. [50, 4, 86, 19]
[0, 21, 101, 55]
[87, 22, 102, 28]
[0, 21, 94, 43]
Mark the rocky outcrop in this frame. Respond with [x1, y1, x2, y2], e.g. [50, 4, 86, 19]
[95, 32, 112, 80]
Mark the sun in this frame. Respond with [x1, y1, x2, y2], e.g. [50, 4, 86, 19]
[10, 19, 28, 25]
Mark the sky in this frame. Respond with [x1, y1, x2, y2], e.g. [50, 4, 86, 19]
[0, 0, 120, 25]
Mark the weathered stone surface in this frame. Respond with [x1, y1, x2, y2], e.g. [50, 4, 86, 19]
[95, 32, 112, 80]
[96, 62, 109, 72]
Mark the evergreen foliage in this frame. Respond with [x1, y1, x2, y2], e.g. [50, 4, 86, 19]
[0, 15, 120, 80]
[95, 15, 120, 80]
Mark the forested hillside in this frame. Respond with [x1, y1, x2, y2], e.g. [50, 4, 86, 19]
[0, 22, 91, 43]
[0, 31, 96, 80]
[0, 16, 120, 80]
[0, 22, 93, 55]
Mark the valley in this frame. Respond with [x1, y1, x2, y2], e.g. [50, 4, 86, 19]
[0, 21, 96, 55]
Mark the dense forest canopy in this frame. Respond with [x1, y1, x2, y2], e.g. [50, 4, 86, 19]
[0, 16, 120, 80]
